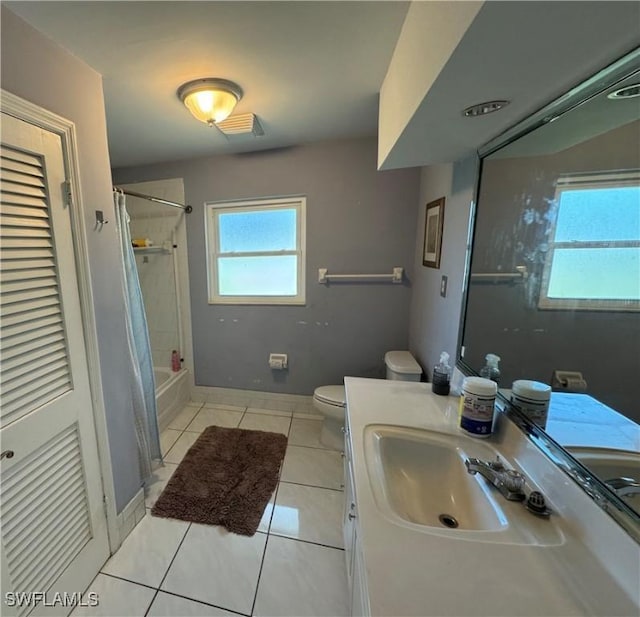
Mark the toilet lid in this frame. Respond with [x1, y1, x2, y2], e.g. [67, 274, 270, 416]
[314, 385, 346, 407]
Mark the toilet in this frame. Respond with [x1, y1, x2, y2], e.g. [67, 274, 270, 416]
[313, 351, 422, 449]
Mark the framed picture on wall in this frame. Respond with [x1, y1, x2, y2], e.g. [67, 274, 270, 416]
[423, 197, 445, 268]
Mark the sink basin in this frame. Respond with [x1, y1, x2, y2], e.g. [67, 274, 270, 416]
[364, 425, 506, 531]
[566, 446, 640, 506]
[363, 424, 564, 545]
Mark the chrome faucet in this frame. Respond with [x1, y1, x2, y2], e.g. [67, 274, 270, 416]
[605, 477, 640, 498]
[465, 456, 526, 501]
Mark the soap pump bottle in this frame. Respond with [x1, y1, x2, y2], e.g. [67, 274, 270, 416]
[479, 353, 501, 384]
[432, 352, 452, 396]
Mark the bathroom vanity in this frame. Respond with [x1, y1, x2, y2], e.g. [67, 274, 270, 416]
[343, 377, 640, 617]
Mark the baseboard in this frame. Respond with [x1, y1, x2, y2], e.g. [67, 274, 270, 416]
[113, 488, 146, 551]
[190, 386, 316, 415]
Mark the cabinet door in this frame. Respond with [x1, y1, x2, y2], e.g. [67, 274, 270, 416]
[343, 454, 356, 586]
[351, 537, 370, 617]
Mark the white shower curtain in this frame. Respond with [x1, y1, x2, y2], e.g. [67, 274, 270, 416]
[114, 190, 162, 479]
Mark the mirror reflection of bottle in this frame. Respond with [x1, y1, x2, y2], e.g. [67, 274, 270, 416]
[432, 351, 451, 396]
[510, 380, 551, 429]
[479, 353, 501, 384]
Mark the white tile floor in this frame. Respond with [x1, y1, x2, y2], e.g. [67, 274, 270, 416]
[75, 402, 349, 617]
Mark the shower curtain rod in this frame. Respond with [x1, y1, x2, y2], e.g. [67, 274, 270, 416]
[114, 187, 193, 213]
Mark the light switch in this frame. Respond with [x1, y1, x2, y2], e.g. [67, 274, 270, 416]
[440, 275, 448, 298]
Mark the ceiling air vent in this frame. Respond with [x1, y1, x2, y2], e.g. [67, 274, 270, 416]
[216, 113, 264, 138]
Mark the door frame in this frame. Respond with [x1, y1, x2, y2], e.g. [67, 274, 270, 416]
[1, 89, 120, 552]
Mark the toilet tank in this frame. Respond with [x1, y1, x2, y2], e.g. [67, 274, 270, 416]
[384, 351, 422, 381]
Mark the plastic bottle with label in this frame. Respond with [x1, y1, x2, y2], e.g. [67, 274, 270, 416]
[459, 376, 498, 438]
[431, 352, 451, 396]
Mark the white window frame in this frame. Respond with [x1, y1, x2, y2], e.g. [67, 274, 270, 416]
[539, 170, 640, 312]
[205, 196, 306, 305]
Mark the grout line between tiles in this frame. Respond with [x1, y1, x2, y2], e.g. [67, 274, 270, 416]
[161, 430, 182, 459]
[99, 571, 158, 591]
[278, 478, 345, 492]
[143, 521, 192, 617]
[287, 442, 340, 452]
[251, 483, 283, 616]
[248, 424, 295, 616]
[267, 532, 345, 552]
[279, 479, 344, 492]
[287, 442, 337, 452]
[249, 533, 270, 617]
[155, 589, 252, 617]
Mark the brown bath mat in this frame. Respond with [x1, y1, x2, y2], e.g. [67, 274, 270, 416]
[151, 426, 287, 536]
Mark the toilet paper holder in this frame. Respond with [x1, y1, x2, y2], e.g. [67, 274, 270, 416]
[269, 353, 288, 370]
[551, 370, 587, 392]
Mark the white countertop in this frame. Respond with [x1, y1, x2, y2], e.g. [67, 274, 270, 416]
[497, 388, 640, 451]
[344, 377, 640, 617]
[546, 393, 640, 451]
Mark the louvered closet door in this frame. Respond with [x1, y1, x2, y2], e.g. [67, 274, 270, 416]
[0, 113, 109, 616]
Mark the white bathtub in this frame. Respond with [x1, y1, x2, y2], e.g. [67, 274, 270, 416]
[154, 367, 190, 431]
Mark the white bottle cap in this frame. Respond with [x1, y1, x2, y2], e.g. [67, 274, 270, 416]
[511, 380, 551, 402]
[462, 376, 498, 396]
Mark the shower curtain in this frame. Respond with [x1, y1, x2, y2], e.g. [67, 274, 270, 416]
[114, 190, 162, 479]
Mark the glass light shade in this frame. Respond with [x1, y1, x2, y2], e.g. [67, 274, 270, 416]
[178, 79, 243, 126]
[183, 89, 238, 125]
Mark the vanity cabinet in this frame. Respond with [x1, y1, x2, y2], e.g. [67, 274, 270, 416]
[343, 424, 370, 616]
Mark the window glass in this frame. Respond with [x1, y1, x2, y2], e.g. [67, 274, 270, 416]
[547, 247, 640, 300]
[218, 209, 297, 252]
[218, 256, 298, 296]
[206, 197, 306, 305]
[539, 176, 640, 310]
[554, 186, 640, 242]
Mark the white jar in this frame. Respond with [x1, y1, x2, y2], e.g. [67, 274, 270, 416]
[459, 377, 498, 438]
[510, 380, 551, 428]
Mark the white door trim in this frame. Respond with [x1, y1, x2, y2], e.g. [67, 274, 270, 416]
[1, 89, 120, 553]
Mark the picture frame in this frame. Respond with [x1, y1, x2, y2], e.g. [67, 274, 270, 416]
[423, 197, 445, 268]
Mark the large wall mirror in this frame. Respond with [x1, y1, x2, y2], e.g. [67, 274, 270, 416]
[459, 49, 640, 537]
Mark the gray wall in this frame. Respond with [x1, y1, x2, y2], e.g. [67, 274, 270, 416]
[408, 157, 478, 377]
[114, 138, 421, 394]
[2, 7, 142, 512]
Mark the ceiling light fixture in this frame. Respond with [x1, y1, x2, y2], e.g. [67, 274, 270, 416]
[177, 78, 243, 126]
[463, 100, 510, 117]
[607, 84, 640, 99]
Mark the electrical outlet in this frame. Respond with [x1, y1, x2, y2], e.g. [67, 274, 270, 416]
[440, 275, 448, 298]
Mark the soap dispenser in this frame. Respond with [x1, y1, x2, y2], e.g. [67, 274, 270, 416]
[432, 352, 452, 396]
[479, 353, 501, 384]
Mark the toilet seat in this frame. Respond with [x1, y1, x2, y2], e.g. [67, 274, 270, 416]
[313, 385, 346, 407]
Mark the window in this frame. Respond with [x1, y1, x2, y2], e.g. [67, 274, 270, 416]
[206, 196, 306, 304]
[539, 171, 640, 311]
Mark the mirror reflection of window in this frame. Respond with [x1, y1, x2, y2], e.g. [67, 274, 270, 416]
[540, 171, 640, 311]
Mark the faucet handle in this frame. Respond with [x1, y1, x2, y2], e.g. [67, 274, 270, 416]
[488, 456, 506, 472]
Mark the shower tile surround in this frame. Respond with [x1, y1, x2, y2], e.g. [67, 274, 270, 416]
[74, 399, 348, 617]
[129, 212, 182, 369]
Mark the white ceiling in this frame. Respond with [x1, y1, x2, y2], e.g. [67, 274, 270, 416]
[378, 1, 640, 169]
[6, 1, 409, 168]
[5, 1, 640, 171]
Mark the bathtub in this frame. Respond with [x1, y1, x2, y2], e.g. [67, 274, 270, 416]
[154, 367, 190, 431]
